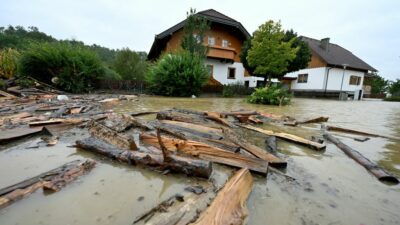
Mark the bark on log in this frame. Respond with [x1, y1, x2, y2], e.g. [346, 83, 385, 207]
[140, 133, 269, 175]
[0, 160, 95, 209]
[76, 137, 212, 178]
[0, 126, 51, 144]
[88, 120, 138, 150]
[323, 133, 399, 184]
[222, 128, 287, 168]
[190, 168, 253, 225]
[241, 124, 326, 150]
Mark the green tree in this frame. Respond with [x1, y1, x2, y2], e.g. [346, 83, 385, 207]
[0, 48, 20, 79]
[364, 73, 389, 94]
[181, 8, 210, 57]
[146, 50, 208, 96]
[112, 48, 148, 81]
[246, 20, 298, 82]
[282, 30, 311, 73]
[239, 39, 255, 75]
[388, 79, 400, 96]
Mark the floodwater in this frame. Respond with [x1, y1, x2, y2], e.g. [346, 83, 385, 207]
[1, 97, 399, 225]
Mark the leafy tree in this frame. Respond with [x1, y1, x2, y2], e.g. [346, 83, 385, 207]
[112, 48, 148, 81]
[246, 20, 298, 82]
[363, 73, 389, 94]
[181, 8, 210, 57]
[146, 50, 208, 96]
[239, 39, 255, 75]
[282, 30, 311, 73]
[388, 79, 400, 96]
[0, 48, 20, 79]
[0, 25, 55, 49]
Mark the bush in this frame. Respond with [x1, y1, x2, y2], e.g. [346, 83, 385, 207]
[112, 48, 148, 81]
[388, 79, 400, 96]
[18, 42, 106, 93]
[247, 84, 292, 106]
[15, 77, 35, 88]
[146, 51, 208, 96]
[222, 82, 253, 97]
[384, 96, 400, 102]
[0, 48, 20, 79]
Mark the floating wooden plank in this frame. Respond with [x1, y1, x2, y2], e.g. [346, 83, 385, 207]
[0, 160, 96, 209]
[241, 124, 326, 150]
[0, 112, 32, 124]
[76, 137, 212, 178]
[0, 126, 50, 144]
[131, 111, 158, 117]
[140, 133, 269, 175]
[157, 110, 211, 125]
[88, 120, 137, 150]
[223, 128, 286, 168]
[28, 118, 83, 126]
[221, 110, 258, 117]
[190, 168, 253, 225]
[325, 125, 396, 140]
[298, 116, 329, 124]
[157, 120, 223, 140]
[323, 133, 399, 184]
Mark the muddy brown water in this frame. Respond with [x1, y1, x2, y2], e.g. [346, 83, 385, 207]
[0, 97, 399, 225]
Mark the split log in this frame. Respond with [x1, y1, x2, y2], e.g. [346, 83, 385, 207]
[298, 116, 329, 124]
[325, 125, 396, 140]
[222, 128, 287, 168]
[131, 111, 158, 117]
[102, 114, 152, 132]
[248, 115, 263, 124]
[190, 168, 253, 225]
[140, 133, 269, 175]
[235, 115, 249, 123]
[205, 111, 236, 127]
[0, 127, 51, 144]
[221, 110, 258, 117]
[241, 124, 326, 150]
[157, 110, 211, 125]
[88, 120, 137, 150]
[0, 160, 95, 209]
[76, 137, 212, 178]
[29, 118, 83, 126]
[156, 120, 223, 140]
[323, 133, 399, 184]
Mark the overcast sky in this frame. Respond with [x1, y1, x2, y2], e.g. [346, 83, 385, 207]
[1, 0, 399, 80]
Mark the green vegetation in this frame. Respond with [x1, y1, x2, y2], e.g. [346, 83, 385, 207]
[384, 96, 400, 102]
[247, 84, 292, 106]
[222, 82, 253, 97]
[0, 79, 5, 90]
[112, 48, 148, 81]
[181, 8, 210, 57]
[146, 51, 208, 96]
[18, 42, 106, 93]
[0, 48, 20, 79]
[388, 79, 400, 96]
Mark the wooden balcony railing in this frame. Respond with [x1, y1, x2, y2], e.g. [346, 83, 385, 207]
[207, 45, 236, 61]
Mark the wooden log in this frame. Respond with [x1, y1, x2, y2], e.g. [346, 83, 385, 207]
[248, 115, 263, 124]
[205, 111, 236, 127]
[298, 116, 329, 124]
[0, 90, 17, 98]
[241, 124, 326, 150]
[0, 126, 51, 144]
[76, 137, 212, 178]
[28, 118, 83, 126]
[325, 125, 396, 140]
[157, 110, 210, 125]
[222, 128, 287, 168]
[156, 120, 223, 140]
[172, 108, 205, 116]
[88, 120, 137, 150]
[131, 111, 158, 117]
[0, 160, 95, 209]
[0, 112, 32, 124]
[140, 133, 269, 175]
[265, 135, 277, 153]
[221, 110, 258, 117]
[323, 133, 399, 184]
[190, 168, 253, 225]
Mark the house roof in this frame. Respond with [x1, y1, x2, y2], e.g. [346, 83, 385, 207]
[301, 36, 377, 72]
[148, 9, 251, 60]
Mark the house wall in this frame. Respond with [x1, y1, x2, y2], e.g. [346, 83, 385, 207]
[285, 67, 365, 92]
[205, 58, 263, 87]
[308, 50, 327, 68]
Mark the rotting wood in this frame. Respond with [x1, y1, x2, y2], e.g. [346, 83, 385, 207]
[241, 124, 326, 150]
[76, 137, 212, 178]
[0, 160, 95, 209]
[0, 126, 51, 144]
[88, 120, 137, 150]
[323, 132, 399, 184]
[298, 116, 329, 124]
[140, 133, 269, 175]
[222, 128, 287, 168]
[190, 168, 253, 225]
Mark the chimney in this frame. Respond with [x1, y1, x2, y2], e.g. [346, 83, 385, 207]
[320, 38, 330, 50]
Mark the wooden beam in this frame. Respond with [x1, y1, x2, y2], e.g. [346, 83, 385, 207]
[88, 120, 137, 150]
[0, 126, 50, 144]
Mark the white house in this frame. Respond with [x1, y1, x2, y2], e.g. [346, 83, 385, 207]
[283, 37, 377, 100]
[148, 9, 264, 88]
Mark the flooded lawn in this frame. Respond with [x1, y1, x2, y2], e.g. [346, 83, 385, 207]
[1, 97, 399, 225]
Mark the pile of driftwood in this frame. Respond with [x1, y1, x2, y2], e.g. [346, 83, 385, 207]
[1, 90, 399, 224]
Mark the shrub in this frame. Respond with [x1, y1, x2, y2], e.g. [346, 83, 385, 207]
[112, 48, 148, 81]
[222, 82, 253, 97]
[388, 79, 400, 96]
[146, 51, 208, 96]
[0, 48, 20, 79]
[15, 77, 35, 88]
[18, 42, 106, 93]
[247, 84, 292, 106]
[0, 79, 5, 90]
[384, 96, 400, 102]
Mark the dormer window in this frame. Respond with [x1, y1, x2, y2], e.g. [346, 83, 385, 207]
[208, 36, 215, 46]
[222, 39, 229, 47]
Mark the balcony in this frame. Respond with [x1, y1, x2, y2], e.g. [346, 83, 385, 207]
[207, 45, 236, 61]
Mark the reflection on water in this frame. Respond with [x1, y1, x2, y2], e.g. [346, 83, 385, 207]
[0, 97, 399, 225]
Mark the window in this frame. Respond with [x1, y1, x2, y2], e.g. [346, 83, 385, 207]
[297, 74, 308, 83]
[222, 39, 229, 47]
[208, 36, 215, 46]
[227, 67, 236, 79]
[349, 75, 361, 85]
[206, 65, 213, 77]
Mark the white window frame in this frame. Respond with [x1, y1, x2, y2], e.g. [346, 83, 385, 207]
[222, 39, 229, 47]
[208, 36, 215, 46]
